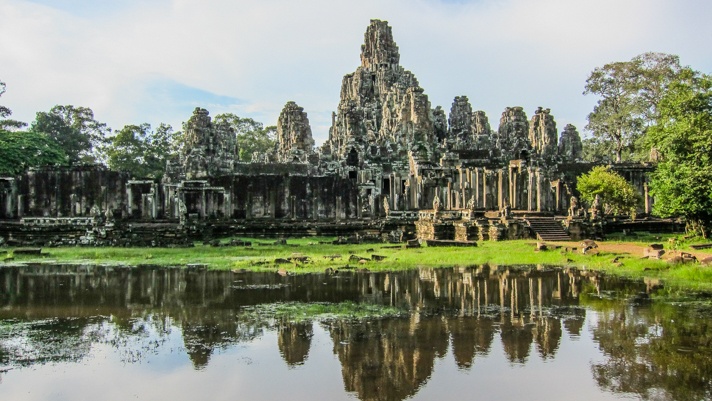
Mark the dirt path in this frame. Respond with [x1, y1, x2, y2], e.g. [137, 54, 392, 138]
[552, 241, 712, 261]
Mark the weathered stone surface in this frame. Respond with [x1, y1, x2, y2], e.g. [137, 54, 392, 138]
[497, 107, 530, 159]
[444, 97, 492, 151]
[432, 106, 448, 143]
[182, 108, 237, 179]
[558, 124, 582, 162]
[448, 96, 474, 147]
[276, 101, 314, 163]
[323, 19, 436, 164]
[472, 110, 492, 150]
[529, 107, 558, 158]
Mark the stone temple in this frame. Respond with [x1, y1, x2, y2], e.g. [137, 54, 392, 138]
[0, 20, 656, 246]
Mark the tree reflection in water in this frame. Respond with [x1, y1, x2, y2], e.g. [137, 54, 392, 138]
[0, 264, 710, 400]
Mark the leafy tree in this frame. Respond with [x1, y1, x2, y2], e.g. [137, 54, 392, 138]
[0, 130, 67, 175]
[583, 52, 683, 162]
[647, 73, 712, 238]
[0, 80, 28, 131]
[213, 113, 276, 161]
[106, 123, 179, 179]
[576, 166, 641, 216]
[30, 105, 110, 164]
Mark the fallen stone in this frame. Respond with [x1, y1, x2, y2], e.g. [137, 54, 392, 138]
[644, 247, 665, 260]
[14, 248, 42, 255]
[690, 243, 712, 250]
[580, 240, 598, 254]
[371, 254, 387, 261]
[425, 240, 477, 247]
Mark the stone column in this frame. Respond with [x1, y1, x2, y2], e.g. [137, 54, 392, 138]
[644, 183, 651, 214]
[509, 165, 517, 210]
[527, 167, 535, 212]
[536, 170, 542, 212]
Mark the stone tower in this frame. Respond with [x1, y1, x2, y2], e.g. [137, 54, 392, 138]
[323, 19, 436, 164]
[276, 101, 314, 163]
[181, 107, 237, 179]
[498, 107, 530, 160]
[558, 124, 583, 162]
[448, 96, 474, 146]
[472, 110, 492, 150]
[529, 107, 558, 158]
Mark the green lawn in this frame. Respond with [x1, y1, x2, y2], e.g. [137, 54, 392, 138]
[2, 235, 711, 292]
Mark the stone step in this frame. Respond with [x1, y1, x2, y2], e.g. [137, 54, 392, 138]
[526, 218, 571, 242]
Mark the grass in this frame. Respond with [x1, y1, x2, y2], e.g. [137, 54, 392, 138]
[2, 234, 712, 292]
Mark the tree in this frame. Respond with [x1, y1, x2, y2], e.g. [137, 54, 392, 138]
[583, 53, 683, 162]
[0, 80, 28, 131]
[0, 130, 67, 175]
[106, 123, 179, 179]
[576, 166, 641, 216]
[30, 105, 110, 164]
[647, 73, 712, 238]
[213, 113, 276, 161]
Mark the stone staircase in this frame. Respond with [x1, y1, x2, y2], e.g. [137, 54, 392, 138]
[526, 218, 571, 241]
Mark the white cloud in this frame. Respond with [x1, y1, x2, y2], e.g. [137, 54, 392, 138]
[1, 0, 710, 143]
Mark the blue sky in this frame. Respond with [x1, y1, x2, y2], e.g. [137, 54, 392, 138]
[1, 0, 711, 144]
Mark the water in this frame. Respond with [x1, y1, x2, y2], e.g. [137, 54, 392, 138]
[0, 264, 710, 401]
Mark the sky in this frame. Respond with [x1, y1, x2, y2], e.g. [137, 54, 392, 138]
[1, 0, 710, 145]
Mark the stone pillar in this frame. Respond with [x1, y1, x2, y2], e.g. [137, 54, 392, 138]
[644, 183, 651, 214]
[509, 165, 517, 210]
[536, 170, 542, 212]
[498, 169, 506, 210]
[527, 167, 535, 212]
[126, 185, 133, 216]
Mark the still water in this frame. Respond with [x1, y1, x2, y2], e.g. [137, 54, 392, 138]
[0, 264, 710, 401]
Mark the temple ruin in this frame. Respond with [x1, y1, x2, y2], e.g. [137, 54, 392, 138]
[0, 19, 658, 246]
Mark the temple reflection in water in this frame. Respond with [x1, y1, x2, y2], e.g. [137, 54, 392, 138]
[1, 264, 710, 401]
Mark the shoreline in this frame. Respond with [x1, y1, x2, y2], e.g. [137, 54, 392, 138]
[2, 238, 712, 294]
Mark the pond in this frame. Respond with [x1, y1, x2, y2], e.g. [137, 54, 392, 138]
[0, 264, 710, 401]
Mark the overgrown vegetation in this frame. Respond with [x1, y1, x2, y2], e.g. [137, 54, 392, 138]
[576, 166, 641, 216]
[241, 301, 406, 322]
[0, 130, 68, 174]
[4, 236, 711, 291]
[647, 72, 712, 238]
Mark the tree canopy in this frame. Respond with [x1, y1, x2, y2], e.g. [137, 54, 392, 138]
[106, 123, 179, 179]
[0, 130, 67, 175]
[576, 166, 641, 216]
[213, 113, 276, 161]
[0, 79, 28, 131]
[30, 105, 110, 165]
[647, 72, 712, 237]
[583, 52, 684, 162]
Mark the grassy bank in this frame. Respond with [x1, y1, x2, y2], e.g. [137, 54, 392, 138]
[2, 236, 711, 292]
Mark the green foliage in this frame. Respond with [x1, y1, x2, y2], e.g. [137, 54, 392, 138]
[0, 130, 67, 175]
[0, 80, 11, 119]
[647, 73, 712, 237]
[0, 79, 27, 131]
[106, 123, 179, 179]
[583, 52, 684, 162]
[30, 105, 110, 164]
[576, 166, 641, 216]
[213, 113, 276, 161]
